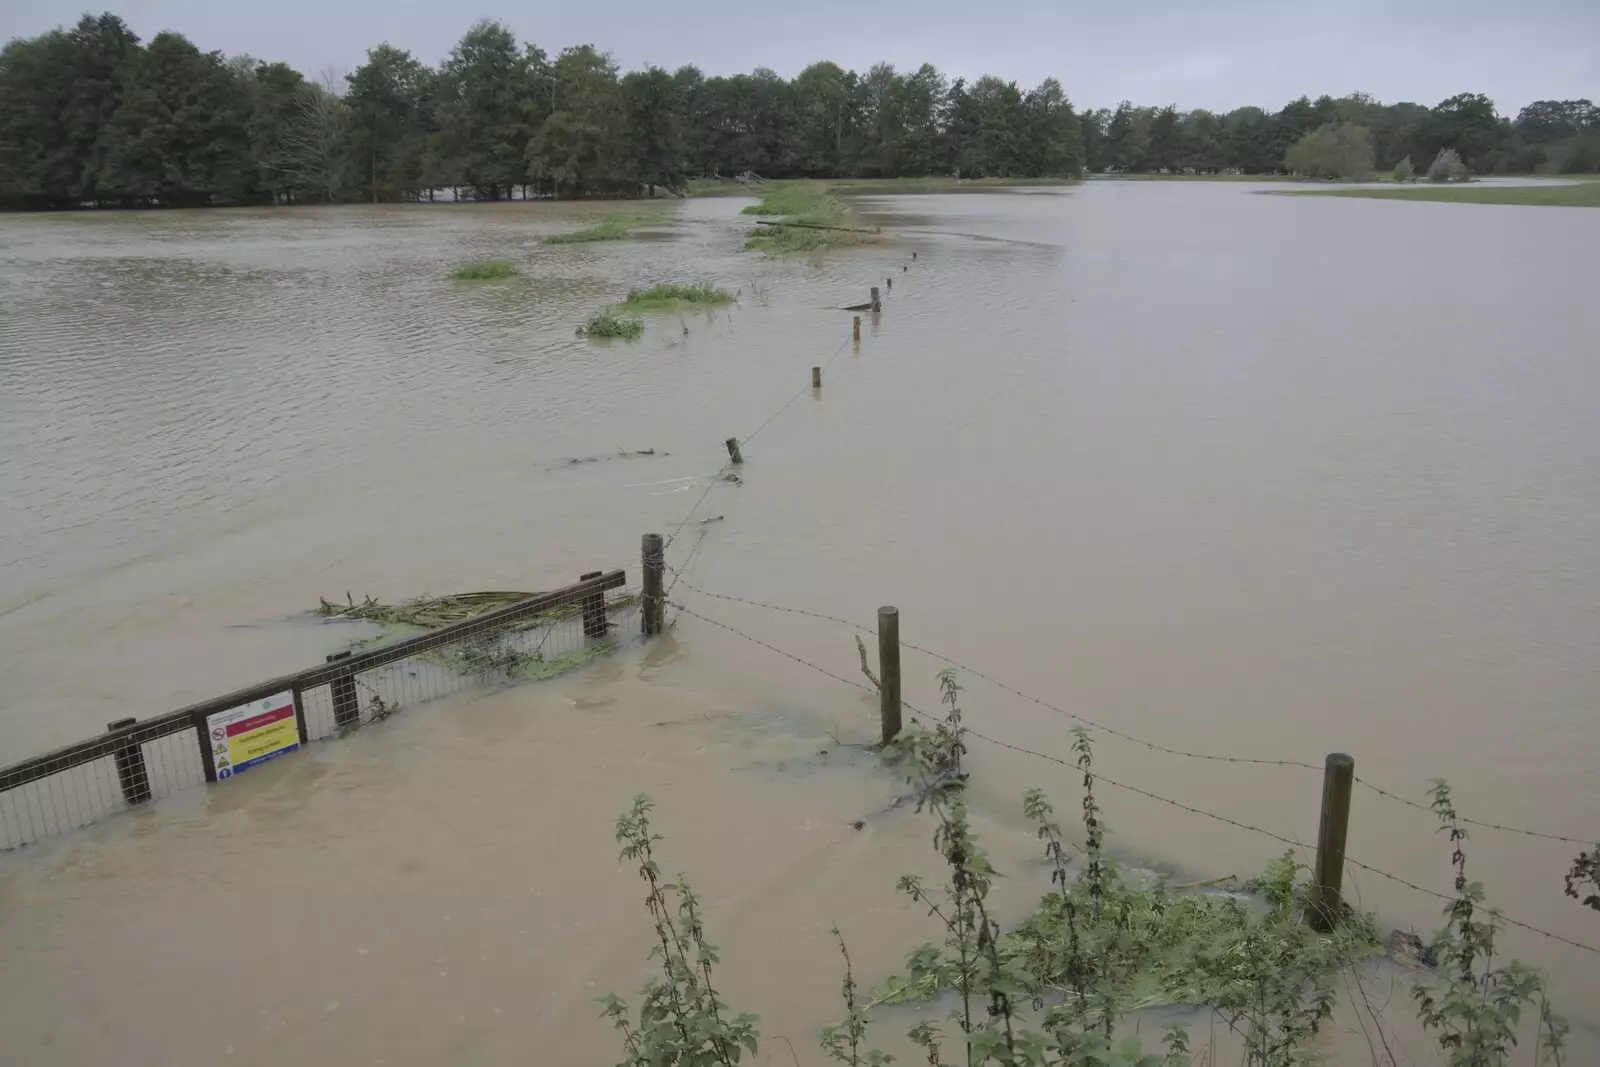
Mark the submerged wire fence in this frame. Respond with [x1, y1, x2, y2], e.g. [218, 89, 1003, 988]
[0, 574, 637, 851]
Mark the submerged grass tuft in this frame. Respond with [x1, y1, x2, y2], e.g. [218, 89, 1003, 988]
[614, 281, 735, 314]
[546, 214, 667, 244]
[577, 307, 644, 340]
[451, 259, 517, 281]
[742, 181, 863, 257]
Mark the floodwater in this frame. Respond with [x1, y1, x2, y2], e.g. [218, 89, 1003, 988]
[2, 184, 1599, 1064]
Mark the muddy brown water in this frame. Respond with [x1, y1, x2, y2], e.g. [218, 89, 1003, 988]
[2, 186, 1598, 1064]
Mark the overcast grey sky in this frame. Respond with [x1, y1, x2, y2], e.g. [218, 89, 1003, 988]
[3, 1, 1596, 115]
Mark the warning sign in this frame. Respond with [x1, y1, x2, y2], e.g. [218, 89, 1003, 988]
[206, 691, 300, 779]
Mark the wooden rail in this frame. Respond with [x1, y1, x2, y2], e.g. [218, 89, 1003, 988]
[0, 570, 625, 796]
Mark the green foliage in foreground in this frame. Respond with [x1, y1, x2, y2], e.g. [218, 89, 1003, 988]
[604, 669, 1570, 1067]
[614, 281, 734, 314]
[450, 259, 517, 280]
[577, 307, 644, 339]
[1277, 181, 1600, 207]
[544, 214, 665, 244]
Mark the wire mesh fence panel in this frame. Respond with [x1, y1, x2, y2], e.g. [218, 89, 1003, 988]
[0, 755, 122, 849]
[0, 718, 201, 849]
[142, 729, 207, 802]
[302, 682, 337, 742]
[0, 571, 633, 850]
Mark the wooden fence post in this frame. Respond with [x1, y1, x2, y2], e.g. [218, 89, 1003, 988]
[106, 718, 152, 805]
[642, 533, 665, 636]
[1311, 752, 1355, 931]
[327, 650, 359, 728]
[870, 286, 881, 312]
[725, 437, 743, 465]
[878, 606, 902, 746]
[886, 276, 893, 291]
[580, 571, 607, 637]
[812, 366, 822, 388]
[853, 316, 861, 342]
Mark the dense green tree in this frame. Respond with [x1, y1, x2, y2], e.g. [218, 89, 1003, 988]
[239, 60, 309, 202]
[1145, 106, 1181, 171]
[97, 31, 253, 205]
[1020, 78, 1084, 177]
[1514, 99, 1597, 143]
[1178, 109, 1224, 172]
[345, 45, 427, 202]
[0, 14, 141, 207]
[1428, 92, 1506, 171]
[434, 20, 536, 198]
[4, 10, 1590, 208]
[897, 64, 947, 176]
[1222, 107, 1275, 173]
[791, 61, 856, 177]
[621, 66, 686, 195]
[529, 46, 623, 197]
[1105, 102, 1144, 171]
[1080, 108, 1110, 172]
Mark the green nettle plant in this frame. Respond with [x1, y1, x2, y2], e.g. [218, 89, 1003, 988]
[601, 795, 760, 1066]
[1413, 781, 1567, 1067]
[606, 676, 1570, 1067]
[1562, 847, 1599, 912]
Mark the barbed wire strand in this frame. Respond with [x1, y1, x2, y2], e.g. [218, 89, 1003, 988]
[664, 571, 1596, 849]
[665, 572, 1322, 769]
[662, 333, 856, 560]
[1348, 777, 1594, 847]
[666, 597, 1600, 957]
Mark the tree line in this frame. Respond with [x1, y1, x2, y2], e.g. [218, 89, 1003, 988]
[2, 12, 1596, 209]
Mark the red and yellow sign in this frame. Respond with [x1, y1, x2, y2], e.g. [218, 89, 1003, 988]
[206, 691, 300, 779]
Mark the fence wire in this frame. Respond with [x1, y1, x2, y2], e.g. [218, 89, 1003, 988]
[664, 570, 1595, 849]
[666, 595, 1600, 958]
[1, 585, 638, 851]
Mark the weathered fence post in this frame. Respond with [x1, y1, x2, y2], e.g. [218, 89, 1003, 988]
[886, 276, 893, 291]
[725, 437, 743, 465]
[1310, 752, 1355, 931]
[642, 533, 665, 636]
[106, 718, 151, 805]
[870, 286, 881, 312]
[327, 650, 359, 728]
[852, 316, 861, 342]
[878, 606, 902, 746]
[580, 571, 607, 637]
[812, 366, 822, 388]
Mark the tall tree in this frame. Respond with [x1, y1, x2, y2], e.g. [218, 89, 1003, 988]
[345, 45, 427, 202]
[1428, 92, 1506, 171]
[528, 45, 622, 197]
[238, 60, 308, 202]
[435, 20, 535, 199]
[1105, 101, 1148, 171]
[1146, 105, 1181, 171]
[621, 66, 686, 195]
[1021, 77, 1084, 177]
[1080, 108, 1110, 172]
[97, 31, 252, 205]
[0, 14, 142, 207]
